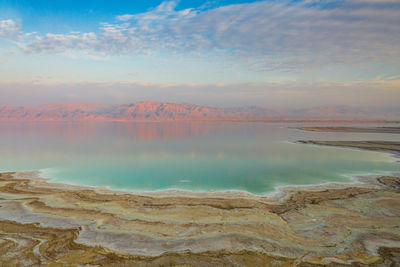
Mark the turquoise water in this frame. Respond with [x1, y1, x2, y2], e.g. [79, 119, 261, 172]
[0, 122, 398, 194]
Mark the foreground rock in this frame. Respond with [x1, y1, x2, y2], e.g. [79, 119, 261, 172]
[0, 170, 399, 266]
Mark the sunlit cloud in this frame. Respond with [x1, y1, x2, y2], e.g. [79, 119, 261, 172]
[5, 0, 397, 71]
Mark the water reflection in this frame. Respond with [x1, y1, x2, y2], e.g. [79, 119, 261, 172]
[0, 122, 398, 194]
[0, 122, 246, 141]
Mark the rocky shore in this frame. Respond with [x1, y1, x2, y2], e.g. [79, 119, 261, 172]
[0, 169, 399, 266]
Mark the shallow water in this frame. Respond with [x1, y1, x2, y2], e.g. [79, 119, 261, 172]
[0, 122, 398, 194]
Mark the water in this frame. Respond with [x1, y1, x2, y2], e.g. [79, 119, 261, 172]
[0, 122, 398, 194]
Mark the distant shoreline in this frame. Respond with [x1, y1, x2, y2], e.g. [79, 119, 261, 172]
[294, 126, 400, 133]
[1, 119, 399, 124]
[1, 101, 399, 122]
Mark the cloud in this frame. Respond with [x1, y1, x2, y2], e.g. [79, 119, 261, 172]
[116, 15, 135, 21]
[0, 19, 24, 40]
[25, 32, 98, 54]
[11, 0, 400, 71]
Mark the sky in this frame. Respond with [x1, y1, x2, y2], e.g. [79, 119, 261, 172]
[0, 0, 399, 108]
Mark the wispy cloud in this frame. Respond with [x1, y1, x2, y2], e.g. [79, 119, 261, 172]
[3, 0, 400, 71]
[0, 19, 24, 40]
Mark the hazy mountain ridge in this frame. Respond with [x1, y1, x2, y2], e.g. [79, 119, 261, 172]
[0, 102, 398, 121]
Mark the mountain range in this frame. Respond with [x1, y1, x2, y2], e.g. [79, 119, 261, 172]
[0, 102, 398, 122]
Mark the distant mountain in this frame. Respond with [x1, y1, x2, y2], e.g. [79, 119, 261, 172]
[0, 102, 398, 121]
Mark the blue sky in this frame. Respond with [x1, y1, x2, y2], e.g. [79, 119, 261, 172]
[0, 0, 265, 35]
[0, 0, 399, 107]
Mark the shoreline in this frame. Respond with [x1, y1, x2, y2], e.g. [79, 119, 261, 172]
[293, 126, 400, 134]
[1, 119, 399, 124]
[3, 137, 399, 201]
[1, 169, 399, 265]
[1, 131, 399, 265]
[31, 138, 400, 198]
[297, 140, 400, 159]
[34, 167, 398, 200]
[10, 168, 399, 201]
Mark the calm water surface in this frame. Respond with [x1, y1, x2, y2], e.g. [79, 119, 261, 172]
[0, 122, 398, 194]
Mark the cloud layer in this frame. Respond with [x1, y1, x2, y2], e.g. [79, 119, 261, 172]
[0, 0, 399, 108]
[2, 0, 399, 71]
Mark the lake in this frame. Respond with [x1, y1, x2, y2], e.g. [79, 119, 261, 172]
[0, 122, 398, 194]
